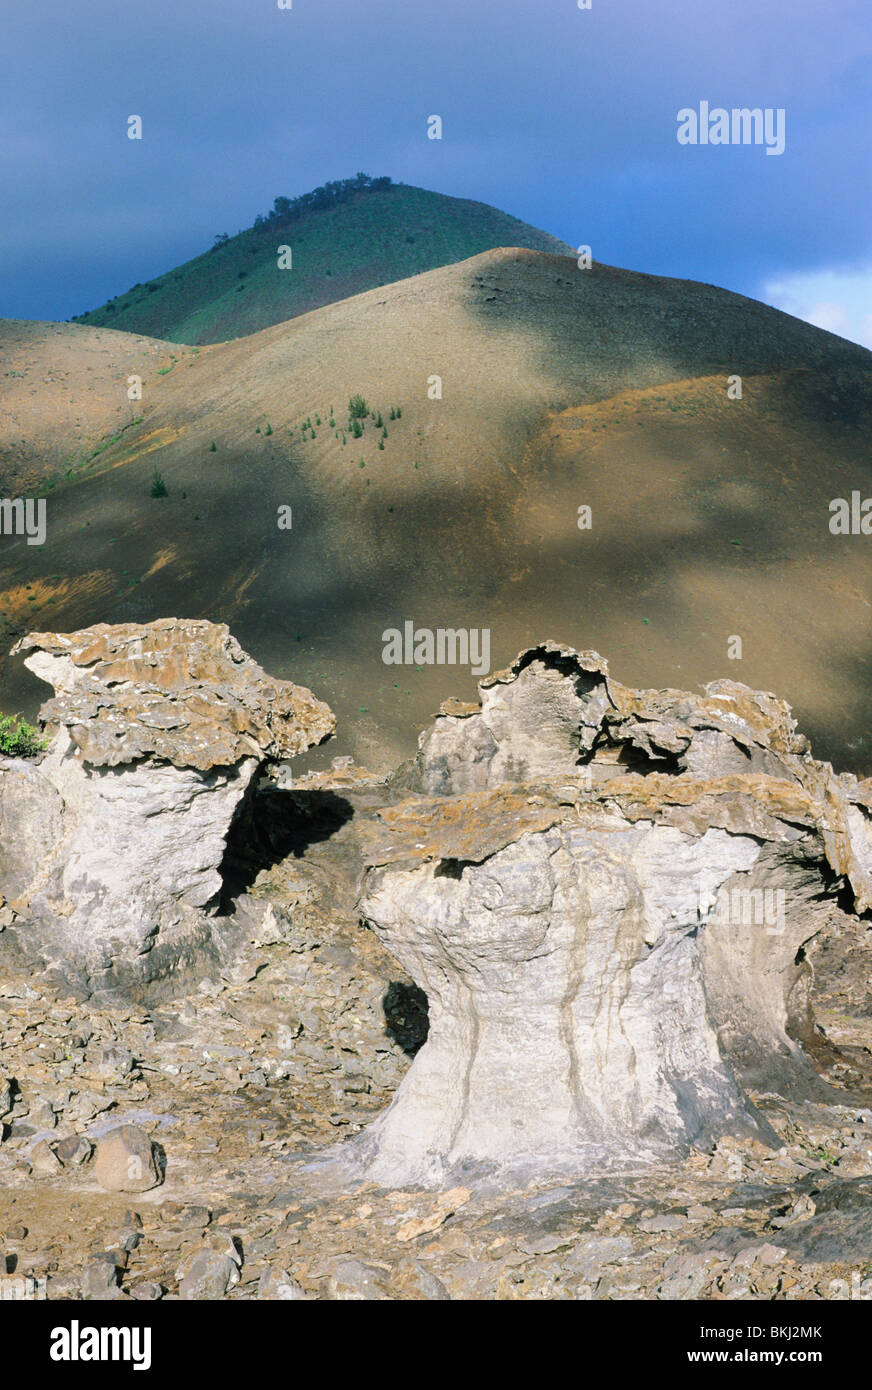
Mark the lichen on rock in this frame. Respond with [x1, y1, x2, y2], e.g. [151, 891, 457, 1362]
[0, 619, 334, 997]
[347, 643, 872, 1186]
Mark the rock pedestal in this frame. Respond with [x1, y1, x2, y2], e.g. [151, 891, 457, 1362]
[1, 619, 333, 995]
[352, 644, 872, 1186]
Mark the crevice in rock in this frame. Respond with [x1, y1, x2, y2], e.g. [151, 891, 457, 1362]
[434, 858, 472, 879]
[218, 784, 354, 910]
[382, 981, 429, 1056]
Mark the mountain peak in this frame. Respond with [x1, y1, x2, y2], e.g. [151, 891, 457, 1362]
[73, 181, 573, 345]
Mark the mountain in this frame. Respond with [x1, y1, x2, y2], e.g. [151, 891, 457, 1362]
[71, 180, 573, 344]
[2, 246, 871, 774]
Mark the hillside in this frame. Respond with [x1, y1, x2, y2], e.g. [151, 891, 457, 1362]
[0, 319, 184, 495]
[72, 182, 573, 345]
[2, 247, 871, 774]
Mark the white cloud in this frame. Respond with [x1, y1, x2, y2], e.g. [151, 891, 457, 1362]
[761, 265, 872, 350]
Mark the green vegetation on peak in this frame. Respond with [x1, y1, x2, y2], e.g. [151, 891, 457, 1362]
[72, 179, 573, 345]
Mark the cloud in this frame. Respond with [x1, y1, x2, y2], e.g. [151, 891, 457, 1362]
[761, 265, 872, 350]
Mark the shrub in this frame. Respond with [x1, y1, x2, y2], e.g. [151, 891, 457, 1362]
[375, 412, 383, 428]
[265, 423, 273, 436]
[209, 441, 217, 451]
[348, 394, 368, 420]
[351, 419, 363, 439]
[150, 469, 168, 498]
[0, 713, 48, 759]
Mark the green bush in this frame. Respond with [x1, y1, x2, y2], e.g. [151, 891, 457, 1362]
[265, 423, 273, 435]
[348, 394, 368, 419]
[150, 469, 168, 498]
[0, 713, 47, 759]
[209, 441, 217, 451]
[351, 419, 363, 439]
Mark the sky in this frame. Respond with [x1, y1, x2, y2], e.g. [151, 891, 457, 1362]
[1, 0, 870, 346]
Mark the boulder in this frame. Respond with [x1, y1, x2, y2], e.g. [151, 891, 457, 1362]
[0, 619, 334, 997]
[349, 643, 872, 1186]
[94, 1124, 161, 1192]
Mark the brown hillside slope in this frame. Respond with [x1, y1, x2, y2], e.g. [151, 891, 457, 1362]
[1, 248, 870, 772]
[0, 320, 186, 494]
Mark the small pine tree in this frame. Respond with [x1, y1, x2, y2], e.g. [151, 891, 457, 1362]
[389, 407, 396, 420]
[396, 406, 402, 418]
[265, 423, 273, 435]
[209, 441, 217, 451]
[375, 411, 383, 428]
[348, 394, 368, 419]
[150, 469, 168, 497]
[351, 419, 363, 438]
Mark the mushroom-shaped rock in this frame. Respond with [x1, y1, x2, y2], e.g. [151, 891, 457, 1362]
[1, 619, 333, 995]
[350, 644, 872, 1187]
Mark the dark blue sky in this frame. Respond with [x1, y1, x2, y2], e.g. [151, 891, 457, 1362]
[2, 0, 870, 343]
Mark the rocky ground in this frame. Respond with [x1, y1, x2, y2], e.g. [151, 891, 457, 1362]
[4, 633, 872, 1302]
[2, 775, 872, 1302]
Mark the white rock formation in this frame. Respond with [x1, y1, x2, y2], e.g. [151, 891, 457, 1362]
[350, 643, 872, 1186]
[1, 619, 333, 995]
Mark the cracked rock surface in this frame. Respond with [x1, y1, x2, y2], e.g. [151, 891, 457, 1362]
[2, 632, 872, 1300]
[349, 644, 872, 1185]
[0, 620, 334, 998]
